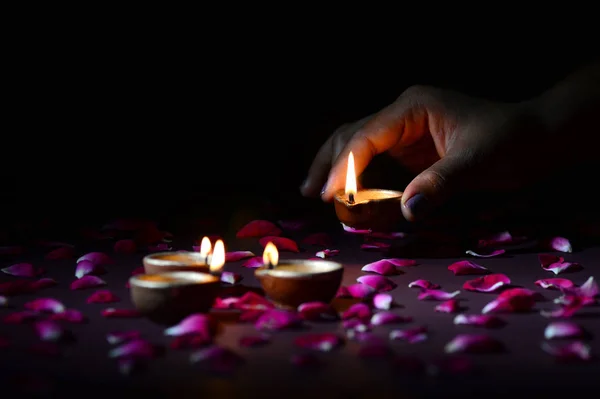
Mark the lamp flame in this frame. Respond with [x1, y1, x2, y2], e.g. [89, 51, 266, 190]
[345, 151, 357, 196]
[199, 236, 211, 257]
[209, 239, 225, 273]
[262, 242, 279, 267]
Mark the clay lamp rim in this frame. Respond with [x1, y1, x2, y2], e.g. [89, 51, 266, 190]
[129, 271, 219, 289]
[255, 259, 343, 278]
[143, 251, 208, 267]
[333, 188, 403, 206]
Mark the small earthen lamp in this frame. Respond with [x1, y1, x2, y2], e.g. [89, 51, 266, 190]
[334, 151, 403, 231]
[130, 239, 226, 324]
[255, 242, 343, 309]
[143, 236, 212, 274]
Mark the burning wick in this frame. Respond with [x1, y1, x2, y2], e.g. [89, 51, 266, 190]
[199, 236, 212, 264]
[345, 151, 357, 204]
[262, 242, 279, 270]
[348, 193, 355, 204]
[209, 239, 225, 276]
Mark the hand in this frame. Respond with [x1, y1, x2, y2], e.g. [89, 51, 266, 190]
[300, 85, 553, 222]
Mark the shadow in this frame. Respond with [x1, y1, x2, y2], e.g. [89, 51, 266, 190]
[218, 285, 265, 298]
[331, 297, 362, 312]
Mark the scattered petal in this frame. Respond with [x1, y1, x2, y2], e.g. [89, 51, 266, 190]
[341, 223, 371, 234]
[220, 272, 243, 285]
[45, 246, 74, 260]
[70, 275, 106, 290]
[170, 334, 212, 349]
[107, 331, 142, 345]
[371, 311, 412, 326]
[477, 231, 517, 248]
[114, 239, 137, 254]
[408, 279, 440, 290]
[341, 303, 371, 321]
[361, 260, 400, 276]
[87, 290, 120, 304]
[109, 339, 157, 359]
[101, 308, 142, 318]
[541, 295, 590, 318]
[254, 309, 302, 331]
[290, 353, 321, 367]
[258, 236, 299, 252]
[448, 260, 489, 276]
[346, 283, 376, 299]
[335, 286, 351, 298]
[435, 299, 460, 313]
[465, 249, 506, 258]
[544, 321, 584, 339]
[342, 318, 370, 332]
[241, 256, 264, 268]
[189, 345, 243, 374]
[356, 275, 397, 292]
[3, 311, 38, 324]
[535, 278, 575, 290]
[389, 326, 428, 343]
[239, 335, 270, 347]
[385, 258, 418, 267]
[77, 252, 113, 265]
[164, 314, 212, 337]
[50, 309, 85, 323]
[546, 237, 572, 253]
[578, 276, 599, 298]
[539, 253, 582, 275]
[30, 278, 57, 291]
[539, 254, 564, 268]
[373, 293, 393, 310]
[302, 233, 332, 247]
[237, 220, 282, 238]
[541, 341, 591, 362]
[75, 260, 106, 279]
[454, 314, 505, 328]
[482, 288, 538, 314]
[225, 251, 255, 262]
[418, 289, 460, 301]
[234, 291, 274, 310]
[238, 310, 264, 322]
[294, 333, 343, 351]
[24, 298, 65, 313]
[444, 334, 504, 354]
[1, 263, 42, 278]
[34, 320, 64, 342]
[298, 302, 338, 321]
[212, 296, 240, 309]
[315, 249, 339, 258]
[360, 242, 391, 251]
[463, 273, 511, 293]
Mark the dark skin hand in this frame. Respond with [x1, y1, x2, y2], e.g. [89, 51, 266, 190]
[301, 61, 600, 222]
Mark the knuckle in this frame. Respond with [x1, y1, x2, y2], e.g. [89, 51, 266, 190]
[422, 169, 447, 193]
[397, 84, 439, 105]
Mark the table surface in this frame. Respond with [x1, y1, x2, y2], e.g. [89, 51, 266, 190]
[1, 203, 599, 398]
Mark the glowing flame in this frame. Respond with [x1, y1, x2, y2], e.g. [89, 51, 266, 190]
[199, 236, 211, 257]
[262, 242, 279, 267]
[345, 151, 357, 196]
[209, 239, 225, 273]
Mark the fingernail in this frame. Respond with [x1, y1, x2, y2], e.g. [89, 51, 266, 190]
[404, 193, 430, 219]
[320, 183, 328, 197]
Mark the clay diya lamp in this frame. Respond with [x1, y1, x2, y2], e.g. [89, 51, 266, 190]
[333, 151, 403, 231]
[143, 236, 212, 274]
[130, 240, 226, 324]
[255, 242, 344, 309]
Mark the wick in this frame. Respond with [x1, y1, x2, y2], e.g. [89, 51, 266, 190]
[348, 193, 355, 204]
[267, 261, 274, 270]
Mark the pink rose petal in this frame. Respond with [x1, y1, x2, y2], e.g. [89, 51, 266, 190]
[408, 279, 440, 290]
[546, 236, 572, 253]
[541, 341, 591, 362]
[258, 236, 299, 252]
[478, 231, 522, 248]
[189, 345, 243, 374]
[482, 288, 537, 314]
[239, 310, 264, 322]
[302, 233, 332, 247]
[237, 220, 282, 238]
[435, 299, 460, 313]
[346, 283, 376, 299]
[75, 260, 106, 279]
[541, 294, 591, 318]
[448, 260, 489, 276]
[101, 308, 142, 318]
[418, 289, 460, 301]
[225, 251, 255, 262]
[109, 339, 157, 359]
[385, 258, 418, 267]
[341, 223, 371, 234]
[294, 333, 343, 352]
[30, 278, 57, 291]
[34, 320, 64, 342]
[389, 326, 428, 343]
[70, 275, 106, 290]
[535, 278, 575, 290]
[114, 239, 137, 254]
[241, 256, 264, 268]
[341, 303, 371, 321]
[170, 334, 212, 349]
[361, 260, 400, 276]
[1, 263, 43, 278]
[335, 286, 351, 298]
[465, 249, 506, 258]
[542, 260, 582, 275]
[444, 334, 504, 354]
[342, 319, 370, 332]
[360, 242, 391, 251]
[239, 334, 270, 347]
[463, 273, 511, 293]
[370, 311, 412, 326]
[164, 314, 212, 337]
[290, 353, 321, 367]
[453, 314, 505, 328]
[45, 246, 74, 260]
[106, 331, 142, 345]
[539, 254, 564, 267]
[315, 249, 339, 258]
[50, 309, 85, 323]
[87, 289, 120, 304]
[77, 251, 113, 265]
[578, 276, 599, 298]
[234, 291, 274, 310]
[356, 275, 397, 292]
[212, 296, 240, 309]
[544, 321, 584, 339]
[297, 302, 338, 321]
[254, 309, 302, 331]
[3, 310, 38, 324]
[24, 298, 65, 313]
[373, 293, 393, 310]
[220, 271, 243, 285]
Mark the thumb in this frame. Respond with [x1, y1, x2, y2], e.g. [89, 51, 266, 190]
[401, 155, 471, 222]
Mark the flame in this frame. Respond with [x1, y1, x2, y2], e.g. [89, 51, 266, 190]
[199, 236, 211, 257]
[209, 239, 225, 273]
[262, 242, 279, 267]
[345, 151, 357, 196]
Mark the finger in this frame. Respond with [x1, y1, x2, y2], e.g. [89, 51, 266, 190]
[300, 132, 337, 197]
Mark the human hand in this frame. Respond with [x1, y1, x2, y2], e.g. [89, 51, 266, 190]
[300, 85, 555, 222]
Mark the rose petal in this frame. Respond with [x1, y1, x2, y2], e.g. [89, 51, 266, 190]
[239, 310, 264, 322]
[541, 341, 591, 362]
[373, 293, 393, 310]
[114, 239, 137, 254]
[389, 326, 428, 343]
[236, 220, 282, 238]
[371, 311, 412, 326]
[356, 275, 397, 292]
[315, 249, 339, 258]
[482, 288, 537, 314]
[258, 236, 299, 252]
[408, 279, 440, 290]
[130, 267, 145, 276]
[341, 223, 371, 234]
[361, 260, 400, 276]
[87, 289, 120, 304]
[278, 220, 308, 231]
[254, 309, 302, 331]
[45, 246, 74, 260]
[448, 260, 489, 276]
[342, 318, 370, 332]
[298, 302, 338, 321]
[341, 303, 371, 321]
[385, 258, 418, 267]
[170, 334, 212, 349]
[360, 242, 391, 251]
[50, 309, 86, 323]
[418, 289, 461, 301]
[463, 274, 511, 293]
[477, 231, 517, 248]
[444, 334, 504, 354]
[290, 353, 321, 367]
[24, 298, 65, 313]
[294, 333, 343, 352]
[546, 237, 572, 253]
[542, 260, 582, 275]
[539, 254, 564, 267]
[34, 320, 64, 342]
[101, 308, 142, 318]
[302, 233, 332, 247]
[346, 283, 376, 299]
[2, 263, 43, 278]
[465, 249, 506, 258]
[234, 291, 274, 310]
[30, 278, 57, 291]
[189, 345, 243, 374]
[535, 278, 575, 290]
[453, 314, 505, 328]
[75, 260, 106, 279]
[70, 275, 106, 290]
[544, 321, 584, 339]
[541, 294, 590, 318]
[107, 331, 142, 345]
[578, 276, 599, 298]
[3, 311, 38, 324]
[239, 334, 270, 347]
[77, 252, 113, 265]
[225, 251, 255, 262]
[241, 256, 264, 268]
[220, 272, 243, 285]
[335, 286, 351, 298]
[164, 314, 212, 337]
[435, 299, 460, 313]
[109, 339, 157, 359]
[212, 296, 240, 309]
[0, 245, 24, 255]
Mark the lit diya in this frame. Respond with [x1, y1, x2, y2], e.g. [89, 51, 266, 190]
[130, 239, 225, 324]
[142, 236, 212, 274]
[334, 151, 403, 231]
[255, 242, 343, 309]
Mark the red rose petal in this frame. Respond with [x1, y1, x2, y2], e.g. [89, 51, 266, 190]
[220, 271, 243, 285]
[453, 314, 505, 328]
[360, 242, 391, 251]
[342, 319, 370, 333]
[30, 278, 57, 291]
[241, 256, 263, 268]
[539, 254, 564, 267]
[373, 293, 393, 310]
[298, 302, 338, 321]
[101, 308, 141, 318]
[77, 251, 113, 265]
[448, 260, 489, 276]
[254, 309, 302, 331]
[1, 263, 42, 278]
[45, 246, 74, 260]
[232, 291, 274, 311]
[315, 249, 339, 258]
[541, 259, 583, 275]
[239, 310, 264, 322]
[87, 289, 120, 304]
[463, 273, 511, 293]
[50, 309, 86, 323]
[541, 294, 589, 318]
[356, 275, 397, 292]
[346, 283, 376, 299]
[546, 236, 572, 253]
[189, 345, 243, 374]
[75, 260, 106, 279]
[386, 258, 418, 267]
[408, 279, 440, 290]
[213, 296, 240, 309]
[418, 289, 460, 301]
[444, 334, 504, 354]
[3, 311, 38, 324]
[70, 275, 106, 290]
[541, 341, 591, 362]
[294, 333, 343, 351]
[389, 326, 428, 343]
[225, 251, 255, 262]
[24, 298, 65, 313]
[109, 339, 157, 359]
[237, 220, 282, 238]
[0, 245, 24, 255]
[578, 276, 599, 298]
[258, 236, 299, 253]
[341, 224, 371, 234]
[114, 239, 137, 254]
[290, 353, 321, 367]
[170, 334, 212, 349]
[130, 267, 145, 276]
[341, 303, 371, 321]
[34, 320, 64, 342]
[302, 233, 332, 247]
[535, 278, 575, 290]
[335, 286, 351, 298]
[277, 220, 308, 231]
[465, 249, 506, 258]
[107, 331, 142, 345]
[370, 311, 412, 326]
[239, 334, 270, 347]
[435, 299, 460, 313]
[544, 321, 584, 339]
[482, 288, 537, 314]
[361, 260, 399, 276]
[164, 314, 212, 337]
